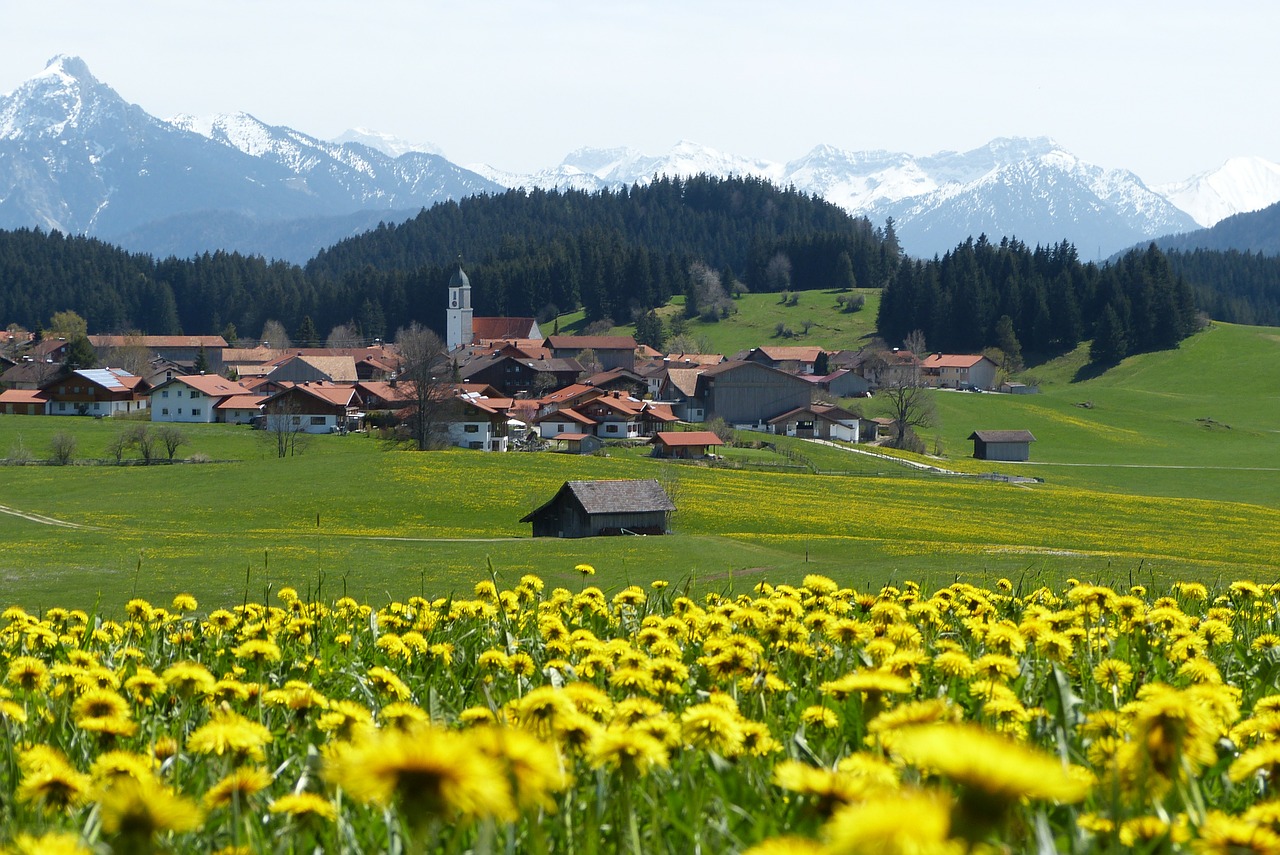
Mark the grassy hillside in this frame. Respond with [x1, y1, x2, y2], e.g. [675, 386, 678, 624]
[893, 322, 1280, 505]
[554, 289, 882, 354]
[1, 405, 1277, 611]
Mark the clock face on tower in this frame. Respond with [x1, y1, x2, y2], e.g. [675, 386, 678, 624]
[451, 300, 458, 308]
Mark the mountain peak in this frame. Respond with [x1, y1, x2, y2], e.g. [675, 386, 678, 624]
[40, 55, 96, 84]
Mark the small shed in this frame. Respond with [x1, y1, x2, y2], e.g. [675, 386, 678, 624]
[521, 479, 675, 538]
[649, 430, 725, 459]
[968, 430, 1037, 462]
[555, 432, 603, 454]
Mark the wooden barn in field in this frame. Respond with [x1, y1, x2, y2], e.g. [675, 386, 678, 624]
[521, 479, 675, 538]
[968, 430, 1037, 462]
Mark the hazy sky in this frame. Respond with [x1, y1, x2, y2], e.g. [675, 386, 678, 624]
[4, 0, 1275, 185]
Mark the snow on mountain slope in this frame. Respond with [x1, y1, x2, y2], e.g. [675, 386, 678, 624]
[1154, 156, 1280, 227]
[331, 127, 443, 159]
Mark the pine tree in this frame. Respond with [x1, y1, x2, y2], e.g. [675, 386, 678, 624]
[296, 316, 320, 348]
[1090, 304, 1128, 366]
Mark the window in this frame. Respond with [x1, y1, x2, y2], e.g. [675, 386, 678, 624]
[162, 390, 169, 398]
[469, 441, 483, 449]
[310, 416, 325, 425]
[177, 389, 183, 397]
[464, 424, 479, 433]
[291, 416, 301, 425]
[191, 408, 201, 416]
[190, 390, 201, 399]
[59, 402, 67, 411]
[93, 402, 101, 410]
[162, 408, 169, 415]
[605, 424, 619, 433]
[177, 408, 183, 414]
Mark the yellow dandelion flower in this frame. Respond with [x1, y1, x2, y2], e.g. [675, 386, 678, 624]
[97, 778, 203, 840]
[203, 767, 274, 811]
[269, 791, 338, 822]
[366, 665, 412, 700]
[587, 726, 669, 778]
[161, 661, 216, 697]
[891, 723, 1088, 839]
[575, 563, 596, 576]
[17, 759, 92, 814]
[90, 750, 159, 785]
[1093, 658, 1134, 693]
[471, 725, 570, 811]
[800, 705, 840, 730]
[5, 832, 93, 855]
[740, 837, 824, 855]
[1194, 811, 1280, 855]
[325, 725, 516, 824]
[171, 594, 198, 613]
[823, 790, 959, 854]
[7, 655, 51, 692]
[187, 708, 274, 761]
[681, 702, 746, 757]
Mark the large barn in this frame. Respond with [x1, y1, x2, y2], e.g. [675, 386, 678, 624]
[521, 479, 675, 538]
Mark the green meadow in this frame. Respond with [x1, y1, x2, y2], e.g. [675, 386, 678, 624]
[1, 321, 1277, 612]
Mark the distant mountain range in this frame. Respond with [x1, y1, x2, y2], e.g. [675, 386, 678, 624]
[4, 56, 1280, 263]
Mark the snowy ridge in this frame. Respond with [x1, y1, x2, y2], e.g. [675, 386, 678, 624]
[1155, 157, 1280, 227]
[3, 55, 1279, 261]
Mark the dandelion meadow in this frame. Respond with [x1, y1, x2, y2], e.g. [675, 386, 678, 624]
[7, 574, 1280, 852]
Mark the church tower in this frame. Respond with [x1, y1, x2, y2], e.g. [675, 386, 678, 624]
[445, 264, 473, 351]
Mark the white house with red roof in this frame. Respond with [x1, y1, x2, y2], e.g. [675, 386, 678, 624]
[148, 374, 254, 423]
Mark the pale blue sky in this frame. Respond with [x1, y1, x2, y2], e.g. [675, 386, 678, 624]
[4, 0, 1275, 184]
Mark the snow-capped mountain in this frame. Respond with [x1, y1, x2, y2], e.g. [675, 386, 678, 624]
[0, 56, 499, 259]
[1154, 156, 1280, 228]
[330, 127, 443, 159]
[473, 136, 1199, 258]
[3, 55, 1278, 263]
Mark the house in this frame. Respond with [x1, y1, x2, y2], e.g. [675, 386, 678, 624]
[267, 354, 359, 385]
[968, 430, 1037, 461]
[743, 346, 825, 375]
[544, 335, 638, 371]
[261, 382, 362, 434]
[808, 368, 871, 398]
[694, 360, 815, 428]
[148, 374, 254, 423]
[214, 394, 268, 425]
[649, 431, 725, 459]
[767, 404, 864, 442]
[41, 369, 150, 417]
[583, 367, 651, 398]
[472, 317, 543, 343]
[521, 479, 675, 538]
[88, 335, 228, 372]
[857, 349, 921, 388]
[457, 351, 582, 397]
[655, 367, 706, 422]
[0, 388, 49, 415]
[444, 393, 515, 452]
[999, 381, 1039, 395]
[922, 354, 999, 391]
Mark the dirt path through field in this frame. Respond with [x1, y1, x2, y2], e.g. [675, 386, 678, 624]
[0, 504, 92, 528]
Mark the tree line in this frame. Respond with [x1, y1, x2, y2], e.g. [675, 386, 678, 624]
[876, 237, 1200, 364]
[0, 175, 901, 342]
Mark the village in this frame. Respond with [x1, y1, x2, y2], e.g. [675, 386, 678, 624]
[0, 267, 1037, 470]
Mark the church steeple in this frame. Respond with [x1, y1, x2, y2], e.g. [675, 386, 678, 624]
[446, 262, 473, 351]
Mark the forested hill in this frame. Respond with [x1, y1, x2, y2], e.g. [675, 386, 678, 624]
[876, 238, 1200, 365]
[0, 176, 900, 339]
[305, 175, 901, 326]
[1165, 248, 1280, 328]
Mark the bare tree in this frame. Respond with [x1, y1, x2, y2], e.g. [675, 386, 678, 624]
[263, 393, 310, 458]
[48, 431, 77, 465]
[903, 329, 928, 357]
[765, 253, 792, 293]
[105, 431, 131, 464]
[326, 322, 363, 348]
[125, 424, 156, 464]
[156, 425, 188, 461]
[107, 331, 153, 377]
[395, 323, 452, 451]
[260, 319, 292, 350]
[877, 360, 936, 452]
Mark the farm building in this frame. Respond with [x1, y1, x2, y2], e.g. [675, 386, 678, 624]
[968, 430, 1037, 462]
[521, 479, 675, 538]
[649, 430, 725, 459]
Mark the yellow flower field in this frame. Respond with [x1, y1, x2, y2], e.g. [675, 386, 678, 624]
[4, 573, 1280, 853]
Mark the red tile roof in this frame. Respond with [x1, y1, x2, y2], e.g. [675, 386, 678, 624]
[650, 431, 725, 447]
